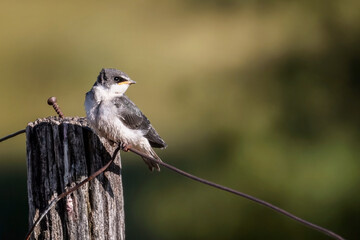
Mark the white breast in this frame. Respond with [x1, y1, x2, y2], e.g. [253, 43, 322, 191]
[85, 85, 147, 148]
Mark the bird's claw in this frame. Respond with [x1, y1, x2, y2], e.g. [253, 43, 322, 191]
[120, 143, 132, 152]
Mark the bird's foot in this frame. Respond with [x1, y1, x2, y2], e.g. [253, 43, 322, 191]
[120, 143, 132, 152]
[108, 140, 117, 146]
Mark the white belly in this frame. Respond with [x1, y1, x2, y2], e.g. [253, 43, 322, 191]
[85, 89, 147, 148]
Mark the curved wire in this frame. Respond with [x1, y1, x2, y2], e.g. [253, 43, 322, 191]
[25, 146, 121, 240]
[129, 148, 345, 240]
[0, 130, 346, 240]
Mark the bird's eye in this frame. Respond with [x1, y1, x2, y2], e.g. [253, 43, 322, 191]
[114, 77, 121, 82]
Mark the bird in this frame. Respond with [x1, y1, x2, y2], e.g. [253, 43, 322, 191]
[85, 68, 167, 171]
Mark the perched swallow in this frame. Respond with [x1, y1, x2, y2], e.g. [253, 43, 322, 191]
[85, 68, 167, 171]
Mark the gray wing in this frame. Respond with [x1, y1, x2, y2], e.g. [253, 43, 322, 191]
[113, 95, 167, 149]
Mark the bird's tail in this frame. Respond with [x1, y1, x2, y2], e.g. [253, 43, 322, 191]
[142, 149, 162, 172]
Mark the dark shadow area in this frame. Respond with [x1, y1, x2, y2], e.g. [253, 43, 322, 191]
[0, 163, 28, 240]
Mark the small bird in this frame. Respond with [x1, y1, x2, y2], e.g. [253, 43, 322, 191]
[85, 68, 167, 171]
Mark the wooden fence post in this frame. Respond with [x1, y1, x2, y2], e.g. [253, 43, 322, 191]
[26, 117, 125, 240]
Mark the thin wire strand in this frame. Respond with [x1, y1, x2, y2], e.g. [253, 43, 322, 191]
[25, 146, 121, 240]
[0, 129, 25, 142]
[0, 130, 346, 240]
[129, 148, 345, 240]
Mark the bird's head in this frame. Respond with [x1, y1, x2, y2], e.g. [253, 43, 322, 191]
[96, 68, 136, 95]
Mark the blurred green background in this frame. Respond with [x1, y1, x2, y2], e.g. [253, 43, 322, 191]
[0, 0, 359, 239]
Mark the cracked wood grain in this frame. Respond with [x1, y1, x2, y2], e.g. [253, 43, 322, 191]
[26, 117, 125, 240]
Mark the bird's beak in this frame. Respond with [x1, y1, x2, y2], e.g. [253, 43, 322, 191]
[118, 79, 136, 85]
[128, 79, 136, 85]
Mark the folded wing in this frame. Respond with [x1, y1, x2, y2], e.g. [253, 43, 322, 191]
[113, 95, 167, 149]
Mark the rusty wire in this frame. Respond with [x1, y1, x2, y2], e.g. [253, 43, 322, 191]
[0, 130, 346, 240]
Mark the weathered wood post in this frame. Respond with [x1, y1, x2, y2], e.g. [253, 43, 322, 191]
[26, 117, 125, 240]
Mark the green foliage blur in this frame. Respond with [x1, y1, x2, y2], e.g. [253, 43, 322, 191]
[0, 1, 359, 239]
